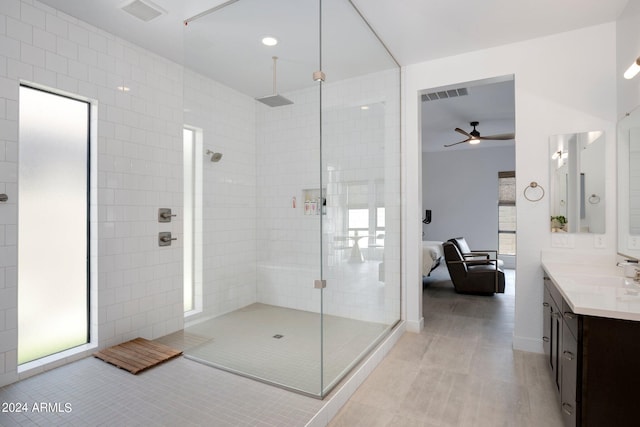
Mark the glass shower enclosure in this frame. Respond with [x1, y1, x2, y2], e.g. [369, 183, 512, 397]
[181, 0, 400, 398]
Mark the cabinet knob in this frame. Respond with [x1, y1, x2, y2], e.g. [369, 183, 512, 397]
[542, 336, 550, 342]
[563, 312, 575, 319]
[562, 350, 575, 361]
[542, 302, 550, 307]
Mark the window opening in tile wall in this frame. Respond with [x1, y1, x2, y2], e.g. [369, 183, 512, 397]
[346, 180, 385, 257]
[18, 85, 90, 364]
[183, 127, 203, 314]
[498, 171, 516, 256]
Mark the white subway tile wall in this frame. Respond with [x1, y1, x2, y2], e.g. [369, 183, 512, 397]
[0, 0, 184, 386]
[0, 0, 401, 388]
[183, 68, 258, 320]
[255, 69, 401, 324]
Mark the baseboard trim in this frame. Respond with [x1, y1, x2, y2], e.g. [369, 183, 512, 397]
[513, 335, 544, 354]
[405, 317, 423, 333]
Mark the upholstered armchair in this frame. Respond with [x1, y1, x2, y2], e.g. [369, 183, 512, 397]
[447, 237, 504, 269]
[442, 241, 505, 294]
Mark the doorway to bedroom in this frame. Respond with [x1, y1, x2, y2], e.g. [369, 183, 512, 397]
[420, 75, 516, 328]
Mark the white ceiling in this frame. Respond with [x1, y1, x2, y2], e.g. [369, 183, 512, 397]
[36, 0, 629, 152]
[421, 78, 516, 152]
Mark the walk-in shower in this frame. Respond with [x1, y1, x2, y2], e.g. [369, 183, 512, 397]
[181, 0, 401, 398]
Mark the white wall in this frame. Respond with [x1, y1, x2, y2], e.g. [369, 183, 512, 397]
[617, 1, 640, 116]
[422, 146, 515, 249]
[183, 69, 257, 321]
[403, 23, 618, 351]
[0, 0, 184, 386]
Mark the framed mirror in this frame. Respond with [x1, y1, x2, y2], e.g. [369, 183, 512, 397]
[549, 131, 605, 233]
[618, 106, 640, 258]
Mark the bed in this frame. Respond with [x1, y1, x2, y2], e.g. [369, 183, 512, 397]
[423, 240, 444, 275]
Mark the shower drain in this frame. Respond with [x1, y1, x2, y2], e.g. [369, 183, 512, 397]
[273, 334, 284, 339]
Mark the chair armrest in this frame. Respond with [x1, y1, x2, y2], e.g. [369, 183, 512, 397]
[463, 252, 490, 259]
[449, 259, 501, 270]
[467, 259, 501, 271]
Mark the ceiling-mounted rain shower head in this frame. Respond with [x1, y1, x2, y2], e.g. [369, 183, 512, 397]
[256, 56, 293, 107]
[206, 149, 223, 162]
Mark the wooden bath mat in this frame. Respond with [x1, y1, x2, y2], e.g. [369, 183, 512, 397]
[94, 338, 182, 374]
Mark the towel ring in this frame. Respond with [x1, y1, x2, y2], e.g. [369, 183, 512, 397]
[524, 181, 545, 202]
[588, 194, 601, 204]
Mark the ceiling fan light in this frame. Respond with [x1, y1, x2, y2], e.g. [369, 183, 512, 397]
[469, 138, 480, 145]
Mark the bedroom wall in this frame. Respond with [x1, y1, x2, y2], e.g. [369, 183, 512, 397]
[403, 22, 617, 352]
[421, 145, 515, 249]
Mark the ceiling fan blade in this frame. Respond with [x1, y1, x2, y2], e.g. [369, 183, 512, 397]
[454, 127, 472, 138]
[444, 139, 470, 148]
[478, 133, 516, 141]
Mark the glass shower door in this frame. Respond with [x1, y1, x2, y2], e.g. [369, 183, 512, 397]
[319, 0, 402, 396]
[181, 0, 325, 397]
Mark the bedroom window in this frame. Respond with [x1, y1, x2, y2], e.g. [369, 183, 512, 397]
[498, 171, 516, 255]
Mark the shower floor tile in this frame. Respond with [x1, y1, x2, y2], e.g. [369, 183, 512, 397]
[183, 303, 390, 396]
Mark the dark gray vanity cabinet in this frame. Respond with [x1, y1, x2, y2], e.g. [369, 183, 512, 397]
[542, 277, 562, 392]
[543, 277, 640, 427]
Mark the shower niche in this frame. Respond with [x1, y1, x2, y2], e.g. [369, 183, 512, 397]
[181, 0, 400, 398]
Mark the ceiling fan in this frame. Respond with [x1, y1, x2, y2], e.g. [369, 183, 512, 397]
[444, 121, 515, 147]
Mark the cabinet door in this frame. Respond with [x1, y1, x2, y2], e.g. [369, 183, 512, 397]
[542, 285, 552, 363]
[561, 321, 578, 427]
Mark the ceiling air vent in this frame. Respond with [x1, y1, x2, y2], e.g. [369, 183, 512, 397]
[120, 0, 166, 22]
[422, 87, 468, 102]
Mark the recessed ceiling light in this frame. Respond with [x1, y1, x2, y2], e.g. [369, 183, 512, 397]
[361, 105, 370, 110]
[262, 37, 278, 46]
[117, 85, 130, 92]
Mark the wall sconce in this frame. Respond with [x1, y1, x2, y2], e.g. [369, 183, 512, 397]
[422, 209, 432, 224]
[551, 150, 568, 160]
[624, 57, 640, 80]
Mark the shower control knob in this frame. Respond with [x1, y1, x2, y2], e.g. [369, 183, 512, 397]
[159, 232, 177, 246]
[158, 208, 176, 222]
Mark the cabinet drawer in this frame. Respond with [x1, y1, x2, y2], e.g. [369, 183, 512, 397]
[562, 300, 578, 339]
[561, 321, 578, 427]
[545, 277, 563, 307]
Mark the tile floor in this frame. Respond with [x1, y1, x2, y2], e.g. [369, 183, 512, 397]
[0, 264, 563, 426]
[328, 264, 564, 427]
[183, 303, 390, 396]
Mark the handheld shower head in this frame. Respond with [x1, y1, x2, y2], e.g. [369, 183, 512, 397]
[205, 149, 223, 162]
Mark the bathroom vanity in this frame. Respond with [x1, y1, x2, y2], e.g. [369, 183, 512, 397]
[541, 260, 640, 427]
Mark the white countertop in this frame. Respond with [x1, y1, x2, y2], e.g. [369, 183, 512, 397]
[542, 260, 640, 322]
